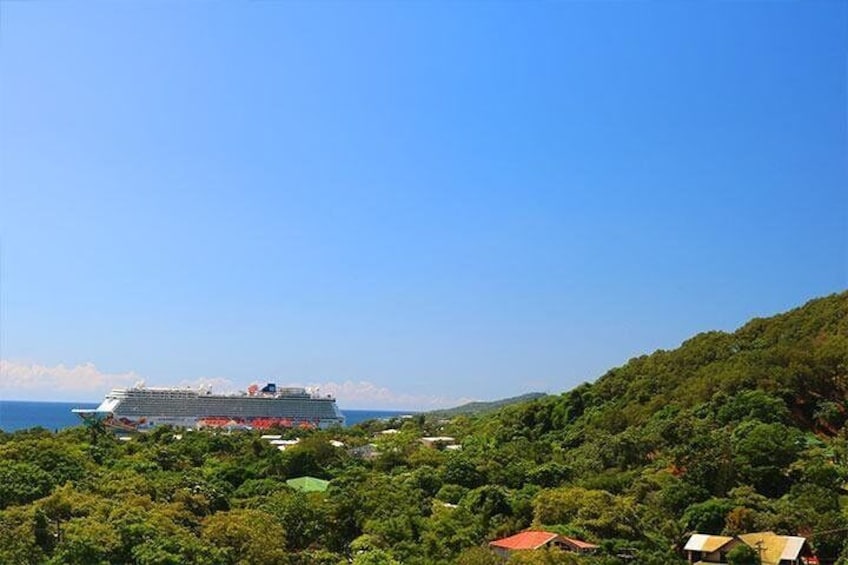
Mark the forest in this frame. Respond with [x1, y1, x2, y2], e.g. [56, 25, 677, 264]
[0, 292, 846, 564]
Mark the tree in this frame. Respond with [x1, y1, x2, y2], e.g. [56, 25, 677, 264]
[47, 517, 122, 565]
[201, 509, 287, 565]
[0, 461, 54, 508]
[351, 549, 401, 565]
[460, 485, 512, 531]
[443, 456, 486, 489]
[260, 490, 330, 551]
[506, 548, 582, 565]
[732, 422, 801, 497]
[527, 462, 571, 488]
[681, 499, 735, 534]
[727, 544, 761, 565]
[40, 484, 76, 544]
[455, 546, 501, 565]
[0, 506, 46, 565]
[723, 507, 757, 536]
[421, 504, 483, 561]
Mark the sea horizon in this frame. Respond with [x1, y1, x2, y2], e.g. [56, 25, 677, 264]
[0, 400, 415, 433]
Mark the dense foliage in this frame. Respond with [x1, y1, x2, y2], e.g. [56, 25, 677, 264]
[1, 292, 846, 564]
[425, 393, 548, 420]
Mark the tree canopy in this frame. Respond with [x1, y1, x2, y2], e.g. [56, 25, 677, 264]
[1, 291, 847, 564]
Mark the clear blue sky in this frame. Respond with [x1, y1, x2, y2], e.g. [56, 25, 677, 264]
[1, 2, 846, 408]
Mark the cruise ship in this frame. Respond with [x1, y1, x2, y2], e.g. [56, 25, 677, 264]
[73, 382, 345, 431]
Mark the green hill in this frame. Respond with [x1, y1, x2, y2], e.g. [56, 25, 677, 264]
[448, 291, 848, 561]
[1, 291, 846, 564]
[484, 290, 847, 441]
[426, 392, 548, 419]
[589, 291, 848, 434]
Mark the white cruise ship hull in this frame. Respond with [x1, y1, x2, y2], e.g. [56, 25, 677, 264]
[74, 384, 345, 431]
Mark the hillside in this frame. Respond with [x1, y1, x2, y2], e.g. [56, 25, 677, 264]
[482, 291, 848, 440]
[0, 292, 846, 565]
[425, 392, 548, 419]
[590, 291, 848, 434]
[445, 291, 848, 561]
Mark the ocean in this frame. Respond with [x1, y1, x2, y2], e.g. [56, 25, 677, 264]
[0, 401, 413, 433]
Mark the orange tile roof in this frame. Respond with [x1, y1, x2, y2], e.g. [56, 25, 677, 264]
[490, 531, 559, 550]
[489, 531, 599, 551]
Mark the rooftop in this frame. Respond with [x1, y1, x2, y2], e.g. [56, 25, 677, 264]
[490, 531, 559, 550]
[489, 531, 599, 552]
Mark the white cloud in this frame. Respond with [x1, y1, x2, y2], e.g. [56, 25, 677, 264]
[174, 377, 471, 410]
[0, 359, 140, 399]
[297, 380, 474, 410]
[166, 376, 472, 410]
[0, 359, 474, 410]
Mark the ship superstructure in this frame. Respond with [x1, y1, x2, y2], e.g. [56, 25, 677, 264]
[74, 382, 344, 431]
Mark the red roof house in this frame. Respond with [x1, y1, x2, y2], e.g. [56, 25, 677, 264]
[489, 531, 599, 558]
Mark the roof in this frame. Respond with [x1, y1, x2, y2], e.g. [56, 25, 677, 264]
[561, 536, 599, 550]
[488, 531, 598, 552]
[738, 532, 807, 564]
[286, 476, 329, 493]
[490, 531, 559, 550]
[780, 536, 807, 560]
[684, 534, 735, 553]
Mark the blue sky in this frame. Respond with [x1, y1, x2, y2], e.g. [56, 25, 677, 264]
[1, 2, 846, 408]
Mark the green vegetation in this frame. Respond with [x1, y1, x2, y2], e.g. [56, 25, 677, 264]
[727, 544, 761, 565]
[1, 291, 847, 564]
[426, 393, 549, 419]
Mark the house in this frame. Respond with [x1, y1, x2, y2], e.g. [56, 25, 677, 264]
[489, 531, 598, 559]
[286, 476, 329, 493]
[420, 436, 457, 449]
[683, 534, 740, 563]
[269, 438, 300, 451]
[737, 532, 814, 565]
[349, 443, 380, 460]
[683, 532, 815, 565]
